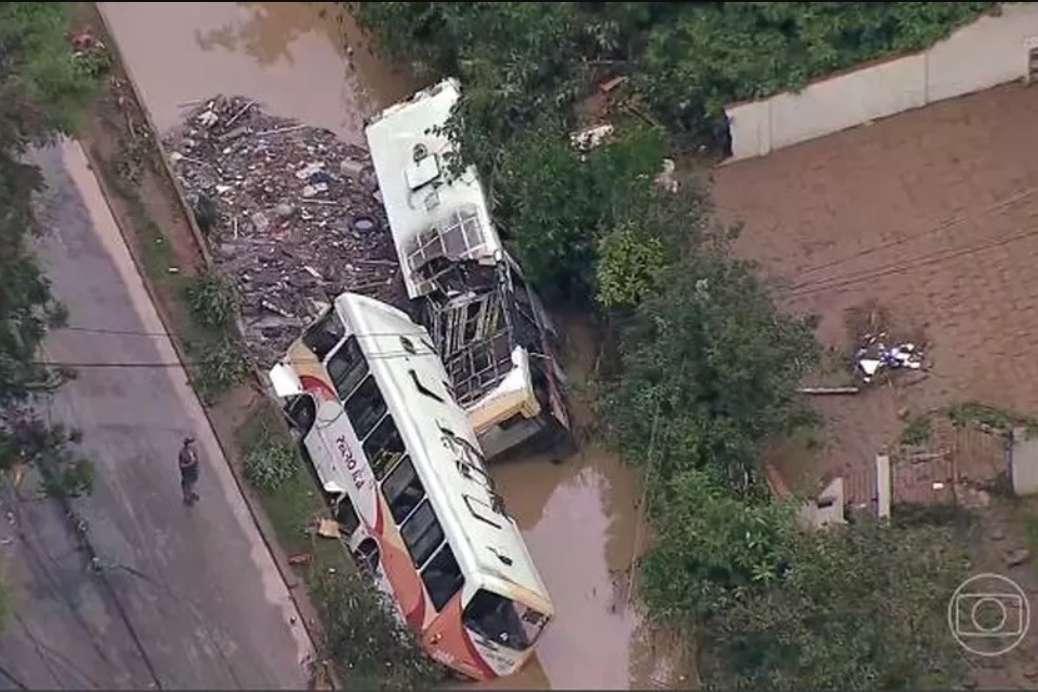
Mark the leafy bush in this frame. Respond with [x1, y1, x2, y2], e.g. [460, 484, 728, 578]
[243, 431, 298, 493]
[601, 248, 820, 491]
[192, 337, 251, 401]
[595, 223, 666, 309]
[356, 2, 604, 181]
[704, 518, 969, 690]
[312, 569, 440, 690]
[637, 2, 993, 135]
[498, 125, 666, 301]
[185, 271, 238, 329]
[357, 2, 993, 153]
[641, 469, 794, 619]
[0, 3, 100, 138]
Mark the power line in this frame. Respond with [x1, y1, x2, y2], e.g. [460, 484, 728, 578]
[792, 185, 1038, 280]
[30, 347, 444, 372]
[53, 325, 432, 339]
[788, 222, 1038, 299]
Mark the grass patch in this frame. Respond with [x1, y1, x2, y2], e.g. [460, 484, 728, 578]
[94, 152, 182, 288]
[900, 414, 932, 446]
[244, 432, 298, 493]
[946, 401, 1038, 435]
[185, 270, 239, 329]
[1025, 514, 1038, 554]
[188, 336, 252, 404]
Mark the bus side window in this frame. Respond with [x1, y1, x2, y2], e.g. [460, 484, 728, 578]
[326, 336, 368, 400]
[344, 376, 387, 439]
[334, 494, 360, 536]
[363, 415, 406, 480]
[421, 543, 464, 611]
[381, 456, 424, 523]
[286, 395, 316, 436]
[400, 500, 444, 568]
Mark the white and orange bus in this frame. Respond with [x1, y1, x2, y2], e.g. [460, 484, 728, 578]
[267, 291, 553, 680]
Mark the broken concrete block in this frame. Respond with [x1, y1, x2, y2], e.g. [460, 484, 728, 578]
[1004, 547, 1031, 567]
[339, 158, 365, 179]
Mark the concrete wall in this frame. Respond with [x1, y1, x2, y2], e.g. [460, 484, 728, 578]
[1011, 427, 1038, 495]
[726, 3, 1038, 161]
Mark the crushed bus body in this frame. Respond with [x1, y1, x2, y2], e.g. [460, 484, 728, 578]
[269, 292, 554, 680]
[364, 79, 572, 460]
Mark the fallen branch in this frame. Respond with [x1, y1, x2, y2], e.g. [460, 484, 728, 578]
[797, 386, 860, 395]
[255, 123, 308, 137]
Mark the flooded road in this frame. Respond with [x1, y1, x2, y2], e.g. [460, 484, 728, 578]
[98, 3, 693, 687]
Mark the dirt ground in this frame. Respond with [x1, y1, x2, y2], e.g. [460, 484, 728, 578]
[714, 81, 1038, 485]
[714, 81, 1038, 688]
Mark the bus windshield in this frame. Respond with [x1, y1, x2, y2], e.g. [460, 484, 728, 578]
[462, 589, 548, 651]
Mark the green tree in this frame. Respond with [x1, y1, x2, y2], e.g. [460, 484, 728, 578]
[637, 2, 993, 136]
[595, 222, 666, 309]
[703, 518, 969, 690]
[355, 2, 623, 181]
[497, 126, 665, 299]
[1, 2, 102, 495]
[602, 247, 820, 490]
[641, 469, 794, 619]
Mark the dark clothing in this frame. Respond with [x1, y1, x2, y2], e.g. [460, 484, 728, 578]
[180, 461, 199, 484]
[179, 445, 199, 478]
[179, 444, 200, 505]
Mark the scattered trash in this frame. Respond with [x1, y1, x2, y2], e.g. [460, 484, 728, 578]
[854, 334, 926, 384]
[167, 267, 180, 274]
[655, 158, 679, 194]
[287, 552, 313, 566]
[1004, 547, 1031, 568]
[570, 123, 614, 151]
[164, 95, 406, 365]
[316, 518, 341, 539]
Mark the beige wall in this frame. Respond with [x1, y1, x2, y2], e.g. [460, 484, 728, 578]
[726, 3, 1038, 161]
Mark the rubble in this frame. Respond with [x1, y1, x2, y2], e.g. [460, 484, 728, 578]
[854, 332, 926, 384]
[164, 95, 407, 365]
[1004, 547, 1031, 568]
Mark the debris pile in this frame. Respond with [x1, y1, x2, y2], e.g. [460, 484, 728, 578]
[855, 333, 925, 384]
[164, 95, 407, 365]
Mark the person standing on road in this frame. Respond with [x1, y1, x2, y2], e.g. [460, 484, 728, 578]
[179, 437, 200, 506]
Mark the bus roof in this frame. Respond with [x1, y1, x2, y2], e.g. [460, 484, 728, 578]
[333, 293, 552, 610]
[364, 79, 504, 300]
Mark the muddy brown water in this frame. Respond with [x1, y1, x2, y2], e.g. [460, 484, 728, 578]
[99, 2, 694, 687]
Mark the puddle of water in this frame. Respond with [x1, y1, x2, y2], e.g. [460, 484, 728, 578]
[100, 1, 419, 143]
[474, 319, 696, 690]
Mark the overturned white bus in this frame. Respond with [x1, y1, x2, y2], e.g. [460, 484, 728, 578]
[364, 79, 572, 460]
[268, 292, 554, 680]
